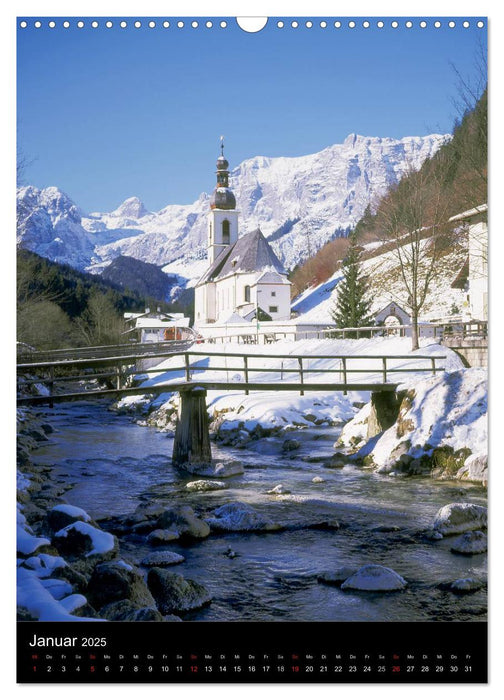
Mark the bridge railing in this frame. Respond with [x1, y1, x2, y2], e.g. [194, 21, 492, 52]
[17, 349, 447, 403]
[16, 338, 194, 364]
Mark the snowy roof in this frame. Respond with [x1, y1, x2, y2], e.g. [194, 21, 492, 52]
[375, 301, 410, 318]
[197, 228, 286, 285]
[133, 317, 190, 329]
[448, 204, 487, 223]
[256, 270, 291, 285]
[216, 311, 252, 324]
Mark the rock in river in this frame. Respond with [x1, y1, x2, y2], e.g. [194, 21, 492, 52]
[450, 530, 487, 555]
[146, 529, 180, 545]
[141, 551, 185, 567]
[147, 568, 212, 614]
[341, 564, 407, 591]
[157, 505, 210, 539]
[86, 560, 157, 610]
[185, 480, 228, 492]
[433, 503, 487, 536]
[206, 502, 281, 532]
[99, 600, 164, 622]
[183, 460, 244, 478]
[449, 578, 484, 593]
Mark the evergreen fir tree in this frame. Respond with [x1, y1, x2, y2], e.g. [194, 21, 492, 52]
[331, 235, 374, 337]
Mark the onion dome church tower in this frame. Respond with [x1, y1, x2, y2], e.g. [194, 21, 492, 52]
[194, 139, 291, 328]
[207, 138, 239, 264]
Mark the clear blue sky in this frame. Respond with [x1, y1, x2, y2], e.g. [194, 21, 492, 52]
[17, 17, 487, 213]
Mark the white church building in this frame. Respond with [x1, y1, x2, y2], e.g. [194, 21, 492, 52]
[194, 144, 291, 331]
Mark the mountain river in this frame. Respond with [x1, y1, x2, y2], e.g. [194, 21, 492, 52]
[31, 400, 487, 623]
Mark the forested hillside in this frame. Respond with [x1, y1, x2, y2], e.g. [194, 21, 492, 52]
[17, 250, 189, 349]
[290, 88, 487, 297]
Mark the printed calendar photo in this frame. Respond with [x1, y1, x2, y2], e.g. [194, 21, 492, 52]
[16, 14, 488, 683]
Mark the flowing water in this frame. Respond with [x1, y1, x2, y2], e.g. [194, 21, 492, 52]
[32, 400, 487, 623]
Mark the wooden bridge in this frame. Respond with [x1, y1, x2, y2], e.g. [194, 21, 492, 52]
[17, 346, 446, 468]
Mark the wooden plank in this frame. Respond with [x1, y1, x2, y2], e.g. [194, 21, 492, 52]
[17, 381, 399, 406]
[17, 351, 446, 373]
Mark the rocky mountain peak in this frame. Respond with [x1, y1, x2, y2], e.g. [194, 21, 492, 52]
[111, 196, 149, 219]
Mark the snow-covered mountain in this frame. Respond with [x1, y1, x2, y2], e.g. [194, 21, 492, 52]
[17, 133, 450, 286]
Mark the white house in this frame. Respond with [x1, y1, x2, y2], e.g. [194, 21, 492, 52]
[449, 204, 488, 321]
[123, 310, 192, 343]
[194, 143, 291, 328]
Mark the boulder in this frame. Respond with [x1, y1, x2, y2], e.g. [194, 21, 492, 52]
[341, 564, 406, 591]
[157, 506, 210, 539]
[47, 504, 92, 534]
[147, 529, 180, 545]
[323, 456, 345, 469]
[433, 503, 487, 536]
[282, 439, 301, 452]
[450, 530, 487, 555]
[141, 551, 185, 567]
[52, 522, 118, 573]
[99, 600, 164, 621]
[133, 504, 166, 522]
[183, 460, 244, 478]
[206, 502, 281, 532]
[86, 560, 156, 610]
[185, 480, 228, 492]
[449, 578, 484, 593]
[147, 568, 212, 614]
[312, 476, 325, 483]
[458, 454, 488, 485]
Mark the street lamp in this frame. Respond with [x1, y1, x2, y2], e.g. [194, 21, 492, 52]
[256, 288, 262, 344]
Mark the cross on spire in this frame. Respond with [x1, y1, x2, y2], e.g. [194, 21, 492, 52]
[220, 135, 225, 156]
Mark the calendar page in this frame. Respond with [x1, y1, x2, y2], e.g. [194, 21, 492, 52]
[16, 15, 488, 684]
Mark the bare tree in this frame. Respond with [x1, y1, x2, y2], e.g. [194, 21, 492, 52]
[375, 160, 454, 350]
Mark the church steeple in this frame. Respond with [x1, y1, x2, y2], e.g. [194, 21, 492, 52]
[210, 137, 236, 210]
[207, 137, 239, 264]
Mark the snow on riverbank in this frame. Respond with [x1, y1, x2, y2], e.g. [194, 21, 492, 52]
[118, 337, 464, 434]
[339, 368, 487, 482]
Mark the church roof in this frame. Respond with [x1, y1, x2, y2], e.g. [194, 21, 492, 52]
[197, 228, 286, 285]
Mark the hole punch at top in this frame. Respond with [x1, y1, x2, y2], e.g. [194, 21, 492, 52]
[237, 17, 268, 33]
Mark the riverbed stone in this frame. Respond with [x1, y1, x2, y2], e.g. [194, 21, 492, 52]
[99, 600, 164, 621]
[433, 503, 487, 536]
[450, 530, 487, 555]
[157, 505, 210, 539]
[146, 529, 180, 545]
[47, 504, 92, 534]
[341, 564, 407, 591]
[183, 460, 244, 479]
[323, 454, 346, 469]
[185, 480, 228, 492]
[141, 551, 185, 567]
[206, 502, 281, 532]
[449, 578, 484, 593]
[282, 438, 301, 452]
[86, 560, 156, 610]
[133, 504, 167, 522]
[52, 523, 118, 574]
[147, 568, 212, 614]
[457, 454, 488, 485]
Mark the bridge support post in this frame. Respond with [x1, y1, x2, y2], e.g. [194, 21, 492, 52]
[367, 390, 404, 439]
[172, 387, 212, 468]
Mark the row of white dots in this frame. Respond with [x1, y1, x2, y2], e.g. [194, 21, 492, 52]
[281, 19, 485, 29]
[19, 19, 485, 30]
[19, 19, 228, 29]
